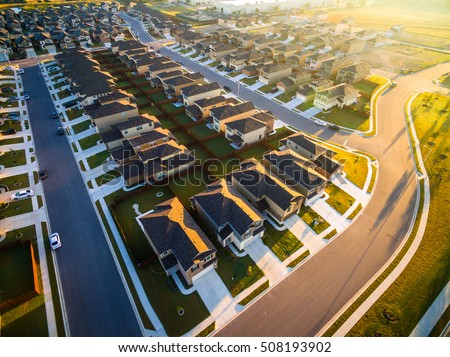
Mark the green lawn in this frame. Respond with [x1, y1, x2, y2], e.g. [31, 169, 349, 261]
[149, 92, 168, 102]
[367, 165, 377, 194]
[328, 146, 369, 189]
[240, 76, 259, 86]
[174, 113, 194, 125]
[287, 250, 310, 269]
[0, 173, 30, 190]
[117, 81, 132, 88]
[438, 74, 450, 87]
[57, 89, 72, 100]
[0, 149, 26, 167]
[207, 157, 240, 178]
[316, 108, 369, 132]
[0, 137, 24, 146]
[86, 150, 111, 170]
[239, 280, 270, 306]
[258, 83, 276, 94]
[0, 120, 22, 132]
[296, 100, 315, 112]
[238, 145, 269, 161]
[196, 322, 215, 337]
[125, 87, 142, 96]
[0, 197, 33, 219]
[0, 224, 36, 250]
[189, 124, 216, 139]
[325, 183, 356, 215]
[187, 144, 211, 162]
[168, 170, 210, 208]
[158, 117, 178, 130]
[203, 136, 235, 157]
[71, 120, 92, 134]
[298, 206, 330, 234]
[139, 106, 161, 117]
[135, 96, 151, 106]
[275, 91, 296, 103]
[95, 170, 121, 187]
[66, 108, 84, 121]
[347, 92, 450, 336]
[207, 61, 220, 67]
[198, 57, 209, 63]
[228, 71, 242, 78]
[78, 133, 101, 150]
[162, 103, 181, 113]
[354, 80, 378, 97]
[53, 81, 68, 90]
[172, 130, 194, 146]
[133, 77, 149, 85]
[263, 224, 303, 261]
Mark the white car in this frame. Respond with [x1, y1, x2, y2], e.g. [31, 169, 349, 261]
[11, 189, 34, 201]
[314, 119, 328, 127]
[49, 233, 61, 250]
[18, 69, 25, 74]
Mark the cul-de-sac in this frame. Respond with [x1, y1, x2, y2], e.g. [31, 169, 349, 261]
[0, 0, 449, 338]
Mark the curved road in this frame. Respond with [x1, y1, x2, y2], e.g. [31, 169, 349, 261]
[122, 13, 450, 336]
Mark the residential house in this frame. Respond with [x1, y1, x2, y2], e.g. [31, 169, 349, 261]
[138, 197, 217, 285]
[320, 56, 354, 80]
[263, 150, 327, 199]
[277, 70, 312, 92]
[190, 180, 266, 250]
[110, 40, 148, 56]
[185, 96, 236, 121]
[341, 39, 366, 54]
[253, 36, 279, 52]
[32, 31, 56, 53]
[224, 115, 271, 148]
[209, 43, 236, 62]
[228, 160, 304, 223]
[162, 72, 204, 97]
[85, 98, 139, 132]
[313, 83, 359, 110]
[258, 63, 292, 85]
[336, 62, 371, 84]
[210, 101, 259, 132]
[304, 52, 335, 71]
[181, 82, 222, 106]
[272, 44, 300, 61]
[148, 60, 182, 79]
[150, 70, 183, 89]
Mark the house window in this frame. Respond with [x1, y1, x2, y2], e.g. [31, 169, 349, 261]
[204, 255, 212, 262]
[191, 264, 199, 272]
[160, 250, 170, 258]
[136, 125, 143, 130]
[124, 130, 128, 134]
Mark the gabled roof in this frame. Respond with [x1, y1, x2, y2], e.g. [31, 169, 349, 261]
[181, 82, 220, 97]
[286, 133, 327, 157]
[226, 116, 266, 134]
[210, 101, 255, 121]
[127, 127, 171, 148]
[190, 179, 263, 236]
[139, 197, 216, 271]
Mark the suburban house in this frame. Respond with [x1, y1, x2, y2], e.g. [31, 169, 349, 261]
[277, 70, 312, 92]
[272, 44, 301, 61]
[150, 70, 183, 88]
[336, 62, 371, 84]
[209, 43, 236, 62]
[137, 197, 217, 285]
[313, 83, 360, 110]
[224, 117, 266, 148]
[110, 39, 148, 56]
[31, 31, 56, 53]
[148, 60, 182, 79]
[263, 150, 327, 199]
[190, 179, 266, 251]
[210, 101, 259, 132]
[304, 52, 335, 70]
[228, 160, 304, 223]
[228, 51, 264, 71]
[181, 82, 222, 106]
[341, 39, 366, 54]
[321, 57, 355, 80]
[162, 72, 204, 97]
[253, 36, 279, 52]
[185, 96, 236, 121]
[258, 63, 292, 85]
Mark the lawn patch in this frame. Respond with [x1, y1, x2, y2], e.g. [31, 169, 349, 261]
[203, 136, 235, 157]
[0, 197, 33, 219]
[239, 280, 270, 306]
[149, 92, 168, 103]
[168, 170, 210, 208]
[325, 183, 356, 215]
[258, 83, 276, 94]
[0, 173, 30, 190]
[237, 145, 269, 160]
[78, 133, 101, 150]
[316, 108, 369, 132]
[348, 203, 363, 220]
[95, 170, 121, 187]
[66, 108, 84, 121]
[298, 206, 330, 234]
[189, 124, 216, 139]
[0, 137, 24, 146]
[86, 150, 111, 170]
[172, 129, 195, 145]
[327, 146, 369, 189]
[162, 102, 181, 113]
[262, 224, 303, 261]
[139, 106, 161, 117]
[174, 113, 194, 125]
[71, 120, 92, 134]
[323, 229, 337, 240]
[287, 250, 310, 269]
[196, 322, 215, 337]
[0, 120, 22, 132]
[0, 149, 26, 167]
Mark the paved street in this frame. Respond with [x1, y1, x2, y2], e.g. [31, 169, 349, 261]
[21, 64, 141, 336]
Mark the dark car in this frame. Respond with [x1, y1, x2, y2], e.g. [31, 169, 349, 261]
[270, 87, 279, 94]
[39, 169, 48, 180]
[2, 128, 17, 135]
[217, 64, 224, 69]
[57, 127, 65, 136]
[51, 112, 58, 119]
[223, 85, 231, 92]
[63, 100, 78, 108]
[328, 124, 340, 131]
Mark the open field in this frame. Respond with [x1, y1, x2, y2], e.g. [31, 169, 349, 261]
[347, 92, 450, 336]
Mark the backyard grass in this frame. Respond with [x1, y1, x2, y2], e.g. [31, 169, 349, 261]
[206, 157, 240, 178]
[258, 83, 276, 94]
[158, 117, 178, 130]
[161, 103, 180, 113]
[117, 81, 132, 89]
[0, 197, 33, 219]
[189, 124, 216, 139]
[354, 80, 378, 97]
[135, 96, 151, 106]
[298, 206, 330, 234]
[174, 113, 194, 125]
[348, 203, 363, 220]
[0, 173, 30, 190]
[240, 76, 258, 86]
[239, 280, 270, 306]
[287, 250, 311, 269]
[78, 133, 101, 150]
[0, 149, 26, 168]
[264, 127, 295, 150]
[203, 136, 235, 157]
[0, 137, 24, 146]
[139, 106, 161, 117]
[0, 120, 22, 132]
[187, 144, 211, 162]
[86, 150, 111, 170]
[345, 92, 450, 336]
[168, 170, 210, 208]
[263, 224, 303, 262]
[323, 229, 338, 241]
[325, 183, 356, 215]
[149, 92, 168, 102]
[133, 77, 149, 85]
[237, 145, 269, 161]
[66, 108, 84, 121]
[71, 120, 91, 134]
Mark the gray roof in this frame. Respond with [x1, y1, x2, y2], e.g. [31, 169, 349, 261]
[139, 197, 216, 271]
[127, 130, 168, 148]
[137, 142, 181, 162]
[181, 82, 220, 97]
[226, 117, 266, 134]
[287, 133, 327, 157]
[210, 101, 255, 121]
[194, 95, 226, 108]
[85, 101, 136, 119]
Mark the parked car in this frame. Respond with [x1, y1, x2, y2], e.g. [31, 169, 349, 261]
[23, 94, 30, 100]
[328, 124, 340, 131]
[223, 85, 231, 92]
[39, 169, 48, 180]
[217, 64, 224, 69]
[18, 68, 24, 75]
[49, 233, 61, 251]
[11, 189, 34, 201]
[8, 96, 18, 101]
[63, 100, 78, 108]
[314, 119, 328, 127]
[390, 81, 397, 88]
[51, 112, 58, 119]
[270, 87, 279, 94]
[57, 127, 65, 136]
[1, 128, 17, 135]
